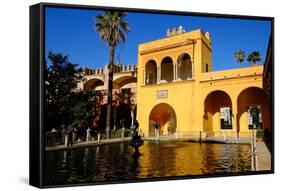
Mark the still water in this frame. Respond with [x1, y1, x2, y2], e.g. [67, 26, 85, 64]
[44, 141, 251, 186]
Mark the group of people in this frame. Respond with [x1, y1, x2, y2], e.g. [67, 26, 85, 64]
[60, 124, 97, 147]
[153, 122, 176, 136]
[61, 125, 76, 147]
[58, 120, 141, 148]
[50, 120, 164, 148]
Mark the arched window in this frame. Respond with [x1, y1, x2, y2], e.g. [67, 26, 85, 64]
[145, 60, 157, 84]
[177, 53, 192, 80]
[161, 57, 173, 83]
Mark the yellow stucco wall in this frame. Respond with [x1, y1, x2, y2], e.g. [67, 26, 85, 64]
[137, 29, 267, 138]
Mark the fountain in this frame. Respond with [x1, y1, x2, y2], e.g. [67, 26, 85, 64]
[129, 120, 144, 157]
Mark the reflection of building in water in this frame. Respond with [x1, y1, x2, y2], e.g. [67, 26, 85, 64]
[78, 26, 272, 139]
[137, 26, 271, 138]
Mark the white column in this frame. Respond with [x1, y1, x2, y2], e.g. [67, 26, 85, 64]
[157, 67, 161, 84]
[232, 98, 238, 139]
[174, 63, 178, 81]
[86, 128, 91, 142]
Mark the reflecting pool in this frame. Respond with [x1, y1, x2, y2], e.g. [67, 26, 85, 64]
[44, 141, 252, 186]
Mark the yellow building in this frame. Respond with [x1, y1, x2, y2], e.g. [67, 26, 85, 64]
[137, 28, 270, 139]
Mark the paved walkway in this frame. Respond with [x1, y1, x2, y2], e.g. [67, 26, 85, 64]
[256, 141, 272, 171]
[45, 137, 131, 151]
[143, 135, 252, 144]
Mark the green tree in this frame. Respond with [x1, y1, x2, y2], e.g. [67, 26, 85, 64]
[234, 49, 245, 64]
[69, 91, 102, 135]
[95, 11, 130, 138]
[247, 51, 262, 66]
[44, 51, 82, 131]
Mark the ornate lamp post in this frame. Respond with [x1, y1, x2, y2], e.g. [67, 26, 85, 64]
[129, 120, 143, 157]
[130, 99, 136, 128]
[129, 98, 143, 157]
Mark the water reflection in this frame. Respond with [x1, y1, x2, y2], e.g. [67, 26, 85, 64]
[44, 141, 251, 186]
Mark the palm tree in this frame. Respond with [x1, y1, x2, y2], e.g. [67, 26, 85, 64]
[95, 11, 130, 139]
[234, 50, 245, 64]
[247, 51, 261, 66]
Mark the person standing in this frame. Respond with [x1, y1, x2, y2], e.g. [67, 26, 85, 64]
[86, 127, 92, 142]
[154, 122, 159, 136]
[67, 125, 73, 147]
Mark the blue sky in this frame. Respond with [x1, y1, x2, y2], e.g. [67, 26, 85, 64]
[45, 7, 271, 71]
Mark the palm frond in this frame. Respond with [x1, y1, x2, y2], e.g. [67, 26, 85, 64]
[94, 11, 130, 47]
[247, 51, 262, 66]
[234, 49, 245, 64]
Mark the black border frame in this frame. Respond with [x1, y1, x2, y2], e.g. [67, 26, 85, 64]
[30, 2, 274, 189]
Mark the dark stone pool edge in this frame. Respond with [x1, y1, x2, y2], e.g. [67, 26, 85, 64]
[45, 136, 253, 152]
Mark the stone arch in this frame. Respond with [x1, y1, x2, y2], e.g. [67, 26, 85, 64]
[177, 53, 192, 80]
[161, 56, 174, 83]
[113, 76, 137, 89]
[149, 103, 177, 136]
[203, 90, 232, 137]
[84, 78, 104, 91]
[145, 60, 157, 84]
[237, 87, 270, 137]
